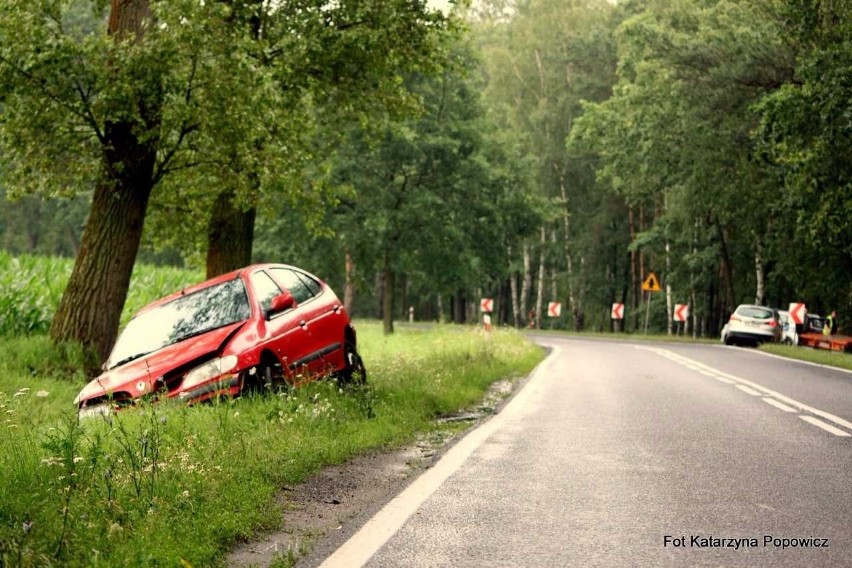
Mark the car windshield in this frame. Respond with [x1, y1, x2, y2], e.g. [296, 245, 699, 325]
[107, 278, 250, 369]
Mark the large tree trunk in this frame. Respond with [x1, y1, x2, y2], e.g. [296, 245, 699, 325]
[50, 0, 159, 363]
[51, 174, 154, 363]
[206, 190, 256, 278]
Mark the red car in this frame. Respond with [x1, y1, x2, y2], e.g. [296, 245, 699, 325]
[74, 264, 365, 418]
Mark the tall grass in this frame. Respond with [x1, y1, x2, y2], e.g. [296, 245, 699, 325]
[0, 323, 544, 566]
[0, 252, 202, 336]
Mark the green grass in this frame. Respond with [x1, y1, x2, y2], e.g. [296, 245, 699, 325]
[0, 322, 544, 567]
[760, 343, 852, 371]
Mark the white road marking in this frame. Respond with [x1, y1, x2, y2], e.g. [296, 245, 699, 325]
[713, 376, 737, 384]
[735, 384, 762, 396]
[799, 416, 852, 437]
[762, 398, 797, 413]
[639, 346, 852, 436]
[318, 347, 562, 568]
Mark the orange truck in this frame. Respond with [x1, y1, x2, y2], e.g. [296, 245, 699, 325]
[796, 314, 852, 353]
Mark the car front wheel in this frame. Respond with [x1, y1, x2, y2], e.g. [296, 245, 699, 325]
[339, 342, 367, 386]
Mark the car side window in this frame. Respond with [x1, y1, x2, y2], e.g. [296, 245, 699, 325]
[250, 271, 283, 313]
[296, 272, 322, 296]
[270, 268, 314, 304]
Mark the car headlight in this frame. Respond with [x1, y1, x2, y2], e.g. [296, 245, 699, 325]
[182, 355, 239, 391]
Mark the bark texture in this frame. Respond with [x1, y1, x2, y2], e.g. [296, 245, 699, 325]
[206, 190, 256, 279]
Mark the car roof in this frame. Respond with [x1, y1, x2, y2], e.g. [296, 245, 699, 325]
[133, 263, 308, 316]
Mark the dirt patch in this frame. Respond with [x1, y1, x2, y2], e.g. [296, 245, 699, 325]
[226, 379, 517, 568]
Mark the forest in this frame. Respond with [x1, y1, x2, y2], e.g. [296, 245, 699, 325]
[1, 0, 850, 359]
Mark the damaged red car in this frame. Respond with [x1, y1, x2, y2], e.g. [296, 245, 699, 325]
[74, 264, 365, 418]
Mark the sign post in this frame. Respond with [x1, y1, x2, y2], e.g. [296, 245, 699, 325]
[611, 303, 625, 333]
[480, 298, 493, 332]
[641, 272, 662, 334]
[674, 303, 689, 335]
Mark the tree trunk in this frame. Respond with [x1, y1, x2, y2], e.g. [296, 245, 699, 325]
[520, 242, 532, 326]
[343, 249, 356, 315]
[382, 258, 395, 335]
[50, 0, 159, 363]
[508, 245, 520, 328]
[550, 230, 558, 301]
[534, 227, 546, 329]
[206, 190, 256, 279]
[50, 157, 155, 363]
[665, 239, 673, 335]
[559, 175, 579, 330]
[754, 238, 765, 305]
[628, 207, 639, 332]
[453, 292, 466, 324]
[716, 222, 736, 312]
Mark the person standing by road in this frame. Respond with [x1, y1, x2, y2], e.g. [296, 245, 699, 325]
[824, 310, 839, 335]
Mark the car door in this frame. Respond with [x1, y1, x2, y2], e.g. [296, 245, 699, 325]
[268, 267, 345, 377]
[247, 269, 312, 384]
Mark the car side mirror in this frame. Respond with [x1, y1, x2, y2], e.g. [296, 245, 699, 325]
[266, 291, 296, 319]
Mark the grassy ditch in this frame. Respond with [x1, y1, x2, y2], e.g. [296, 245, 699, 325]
[0, 322, 543, 567]
[759, 343, 852, 372]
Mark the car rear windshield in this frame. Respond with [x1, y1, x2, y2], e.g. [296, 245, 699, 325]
[107, 278, 250, 369]
[738, 307, 774, 319]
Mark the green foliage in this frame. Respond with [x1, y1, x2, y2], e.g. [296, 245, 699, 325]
[0, 322, 544, 566]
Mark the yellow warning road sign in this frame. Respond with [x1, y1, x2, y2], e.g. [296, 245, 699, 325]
[641, 272, 661, 292]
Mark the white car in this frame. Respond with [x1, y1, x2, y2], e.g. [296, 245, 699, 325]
[721, 304, 782, 346]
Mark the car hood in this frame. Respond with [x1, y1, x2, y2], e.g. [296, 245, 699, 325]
[76, 321, 245, 405]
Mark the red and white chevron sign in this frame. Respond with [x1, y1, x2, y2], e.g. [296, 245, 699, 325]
[547, 302, 562, 318]
[480, 298, 494, 313]
[788, 303, 806, 325]
[611, 303, 624, 320]
[674, 304, 689, 322]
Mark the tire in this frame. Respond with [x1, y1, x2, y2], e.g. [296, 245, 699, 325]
[242, 355, 284, 395]
[339, 342, 367, 386]
[724, 334, 735, 346]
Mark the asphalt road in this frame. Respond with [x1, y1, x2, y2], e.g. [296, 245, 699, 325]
[317, 336, 852, 567]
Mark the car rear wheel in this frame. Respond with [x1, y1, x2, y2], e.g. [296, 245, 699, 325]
[338, 342, 367, 386]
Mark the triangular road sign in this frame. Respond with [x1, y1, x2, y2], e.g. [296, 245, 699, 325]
[641, 272, 661, 292]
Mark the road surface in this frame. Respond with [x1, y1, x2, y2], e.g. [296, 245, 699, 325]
[311, 336, 852, 567]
